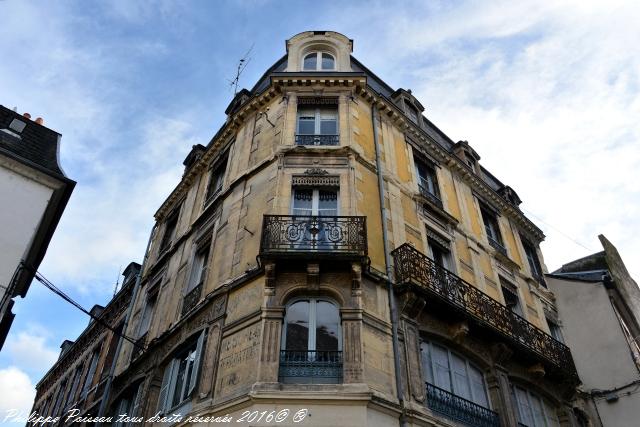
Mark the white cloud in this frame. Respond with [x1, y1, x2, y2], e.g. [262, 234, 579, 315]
[3, 330, 59, 374]
[0, 367, 36, 416]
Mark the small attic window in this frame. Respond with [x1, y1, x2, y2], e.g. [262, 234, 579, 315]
[406, 104, 419, 123]
[9, 119, 26, 133]
[303, 52, 335, 71]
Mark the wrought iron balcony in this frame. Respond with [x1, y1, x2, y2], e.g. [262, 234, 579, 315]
[279, 350, 342, 384]
[295, 134, 339, 146]
[260, 215, 367, 259]
[418, 184, 444, 209]
[426, 382, 500, 427]
[181, 282, 203, 317]
[488, 235, 508, 257]
[391, 243, 578, 381]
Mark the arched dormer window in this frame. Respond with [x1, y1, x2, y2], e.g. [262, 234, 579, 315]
[280, 298, 342, 383]
[303, 52, 335, 71]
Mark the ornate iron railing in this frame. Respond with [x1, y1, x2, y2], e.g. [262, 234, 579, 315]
[426, 382, 500, 427]
[130, 333, 147, 361]
[418, 184, 444, 209]
[488, 235, 508, 257]
[260, 215, 367, 258]
[279, 350, 342, 383]
[295, 134, 339, 146]
[391, 243, 578, 379]
[181, 282, 203, 317]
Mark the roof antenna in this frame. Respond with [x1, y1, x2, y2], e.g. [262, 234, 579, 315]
[227, 43, 254, 96]
[113, 265, 122, 296]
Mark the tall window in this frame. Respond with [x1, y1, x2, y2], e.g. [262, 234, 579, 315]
[64, 364, 83, 409]
[480, 206, 504, 251]
[159, 211, 179, 253]
[81, 347, 101, 397]
[292, 188, 338, 217]
[302, 52, 335, 70]
[138, 292, 157, 337]
[51, 379, 67, 416]
[187, 244, 210, 293]
[113, 382, 143, 427]
[296, 105, 338, 146]
[428, 237, 450, 270]
[546, 318, 564, 343]
[406, 104, 419, 123]
[512, 385, 560, 427]
[521, 236, 545, 286]
[157, 332, 205, 413]
[204, 156, 227, 205]
[501, 280, 523, 317]
[420, 340, 490, 408]
[280, 299, 341, 384]
[415, 158, 440, 201]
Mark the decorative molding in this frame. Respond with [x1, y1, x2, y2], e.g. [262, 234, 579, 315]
[292, 174, 339, 187]
[304, 168, 329, 175]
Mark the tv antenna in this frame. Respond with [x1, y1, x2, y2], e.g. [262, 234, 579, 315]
[227, 44, 254, 96]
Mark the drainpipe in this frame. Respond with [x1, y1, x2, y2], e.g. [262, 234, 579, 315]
[97, 225, 155, 420]
[371, 100, 407, 427]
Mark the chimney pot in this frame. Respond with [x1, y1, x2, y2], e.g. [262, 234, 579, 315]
[35, 117, 44, 125]
[23, 113, 31, 119]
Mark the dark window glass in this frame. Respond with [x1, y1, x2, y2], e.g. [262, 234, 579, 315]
[159, 214, 178, 252]
[480, 207, 502, 245]
[315, 301, 339, 351]
[205, 157, 227, 203]
[502, 284, 523, 317]
[415, 159, 439, 197]
[303, 53, 317, 70]
[321, 53, 335, 70]
[285, 300, 310, 351]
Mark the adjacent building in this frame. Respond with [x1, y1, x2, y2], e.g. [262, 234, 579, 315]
[0, 105, 75, 350]
[32, 31, 586, 426]
[547, 235, 640, 427]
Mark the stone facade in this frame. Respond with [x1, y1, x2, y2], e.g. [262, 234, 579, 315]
[32, 31, 586, 426]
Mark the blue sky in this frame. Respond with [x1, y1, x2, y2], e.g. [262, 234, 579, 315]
[1, 0, 639, 417]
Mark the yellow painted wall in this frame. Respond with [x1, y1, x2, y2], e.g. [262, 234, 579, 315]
[356, 164, 385, 271]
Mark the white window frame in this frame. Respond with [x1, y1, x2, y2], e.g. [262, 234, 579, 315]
[290, 188, 339, 217]
[420, 340, 491, 409]
[302, 51, 336, 71]
[281, 297, 342, 352]
[512, 385, 560, 427]
[296, 106, 338, 135]
[157, 331, 205, 414]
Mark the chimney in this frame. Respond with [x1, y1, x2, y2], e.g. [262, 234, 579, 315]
[35, 117, 44, 125]
[23, 113, 31, 119]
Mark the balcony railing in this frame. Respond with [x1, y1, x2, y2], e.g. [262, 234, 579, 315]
[181, 282, 203, 317]
[391, 243, 578, 380]
[418, 184, 444, 209]
[279, 350, 342, 384]
[426, 382, 500, 427]
[295, 134, 339, 146]
[260, 215, 367, 259]
[488, 235, 508, 257]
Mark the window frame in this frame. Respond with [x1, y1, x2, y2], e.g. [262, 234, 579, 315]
[156, 331, 205, 414]
[185, 241, 211, 295]
[479, 204, 504, 246]
[511, 384, 560, 427]
[81, 345, 101, 397]
[158, 208, 180, 254]
[521, 236, 545, 286]
[420, 340, 492, 409]
[290, 188, 339, 217]
[296, 105, 339, 140]
[501, 279, 524, 317]
[414, 157, 440, 199]
[138, 291, 157, 338]
[204, 154, 228, 206]
[281, 297, 342, 353]
[302, 51, 336, 71]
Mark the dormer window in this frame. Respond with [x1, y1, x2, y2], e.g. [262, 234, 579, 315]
[303, 52, 335, 71]
[406, 104, 419, 124]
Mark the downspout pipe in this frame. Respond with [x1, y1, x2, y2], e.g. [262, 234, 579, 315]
[371, 101, 407, 427]
[98, 225, 155, 420]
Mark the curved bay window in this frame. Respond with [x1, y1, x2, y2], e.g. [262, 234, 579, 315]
[280, 299, 342, 384]
[421, 340, 499, 427]
[512, 385, 560, 427]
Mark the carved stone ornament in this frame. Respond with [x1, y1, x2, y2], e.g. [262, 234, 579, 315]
[304, 168, 329, 175]
[292, 174, 339, 187]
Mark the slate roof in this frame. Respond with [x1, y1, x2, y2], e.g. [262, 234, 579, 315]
[0, 105, 65, 177]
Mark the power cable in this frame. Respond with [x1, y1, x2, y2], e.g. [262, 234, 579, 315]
[521, 208, 596, 252]
[20, 262, 144, 350]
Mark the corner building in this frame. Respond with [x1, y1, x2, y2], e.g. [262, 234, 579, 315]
[102, 32, 583, 426]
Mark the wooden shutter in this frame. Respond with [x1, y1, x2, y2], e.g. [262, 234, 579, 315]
[157, 362, 174, 413]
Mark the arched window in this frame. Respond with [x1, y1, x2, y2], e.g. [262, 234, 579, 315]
[421, 341, 490, 407]
[302, 52, 335, 71]
[280, 298, 341, 383]
[512, 385, 560, 427]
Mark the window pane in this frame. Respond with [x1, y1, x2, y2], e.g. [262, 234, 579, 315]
[292, 189, 313, 216]
[420, 342, 434, 384]
[451, 354, 472, 401]
[515, 387, 534, 426]
[320, 119, 337, 135]
[303, 53, 317, 70]
[285, 301, 309, 351]
[469, 365, 489, 407]
[317, 190, 338, 216]
[298, 117, 315, 134]
[321, 53, 334, 70]
[315, 301, 339, 351]
[432, 344, 452, 392]
[172, 358, 187, 407]
[531, 394, 546, 427]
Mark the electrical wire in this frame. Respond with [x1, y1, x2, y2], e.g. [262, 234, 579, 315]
[20, 262, 144, 350]
[521, 208, 596, 252]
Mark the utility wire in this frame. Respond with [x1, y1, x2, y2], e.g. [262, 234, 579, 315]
[521, 208, 596, 252]
[21, 262, 144, 350]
